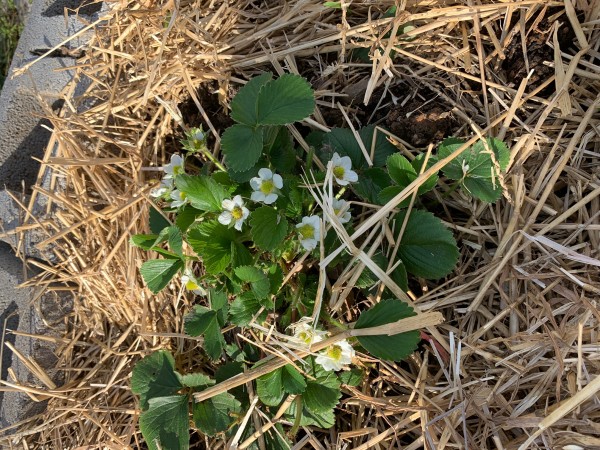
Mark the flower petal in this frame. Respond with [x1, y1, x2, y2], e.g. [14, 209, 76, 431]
[250, 177, 262, 190]
[345, 170, 358, 183]
[232, 195, 244, 206]
[251, 191, 265, 203]
[272, 174, 283, 189]
[258, 167, 272, 180]
[218, 211, 232, 225]
[339, 155, 352, 170]
[222, 199, 235, 210]
[300, 237, 318, 251]
[264, 193, 278, 204]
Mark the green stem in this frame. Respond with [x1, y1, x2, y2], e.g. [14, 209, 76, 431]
[199, 147, 226, 172]
[290, 395, 303, 437]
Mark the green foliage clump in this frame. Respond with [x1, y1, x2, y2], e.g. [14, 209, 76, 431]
[130, 72, 511, 449]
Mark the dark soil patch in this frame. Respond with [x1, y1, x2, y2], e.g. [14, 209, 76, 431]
[177, 80, 233, 149]
[502, 9, 576, 95]
[384, 92, 455, 147]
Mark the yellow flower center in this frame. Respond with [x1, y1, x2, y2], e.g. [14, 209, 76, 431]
[231, 206, 244, 220]
[333, 165, 345, 179]
[173, 165, 184, 175]
[298, 224, 314, 239]
[260, 179, 274, 194]
[179, 191, 187, 200]
[298, 331, 311, 344]
[185, 279, 200, 291]
[326, 345, 343, 361]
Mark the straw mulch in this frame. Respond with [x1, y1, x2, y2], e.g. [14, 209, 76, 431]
[2, 0, 600, 448]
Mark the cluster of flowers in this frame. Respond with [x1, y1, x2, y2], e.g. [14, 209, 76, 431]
[291, 321, 355, 372]
[152, 151, 358, 252]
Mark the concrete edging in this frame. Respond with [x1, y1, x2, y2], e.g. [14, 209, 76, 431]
[0, 0, 102, 435]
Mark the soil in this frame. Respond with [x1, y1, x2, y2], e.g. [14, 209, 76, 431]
[177, 80, 233, 149]
[502, 9, 576, 94]
[384, 92, 455, 147]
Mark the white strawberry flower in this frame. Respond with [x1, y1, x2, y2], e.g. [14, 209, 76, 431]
[332, 198, 351, 224]
[218, 195, 249, 231]
[296, 215, 321, 251]
[150, 178, 173, 198]
[250, 168, 283, 204]
[170, 189, 188, 208]
[315, 340, 355, 372]
[181, 271, 205, 295]
[291, 321, 327, 346]
[163, 154, 185, 178]
[329, 152, 358, 185]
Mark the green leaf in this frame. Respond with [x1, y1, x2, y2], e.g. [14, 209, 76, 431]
[472, 138, 510, 172]
[231, 73, 273, 126]
[463, 176, 503, 203]
[227, 162, 262, 184]
[229, 292, 265, 326]
[387, 153, 415, 186]
[355, 299, 420, 361]
[256, 74, 315, 125]
[354, 167, 391, 203]
[358, 125, 397, 167]
[263, 424, 293, 450]
[188, 221, 236, 274]
[210, 289, 229, 313]
[256, 368, 285, 406]
[140, 395, 189, 450]
[281, 365, 306, 395]
[231, 241, 253, 269]
[439, 137, 509, 203]
[323, 127, 365, 169]
[267, 264, 284, 295]
[140, 259, 184, 294]
[175, 205, 201, 232]
[284, 361, 340, 428]
[286, 400, 336, 428]
[222, 124, 264, 172]
[250, 206, 288, 251]
[253, 278, 272, 305]
[184, 306, 218, 337]
[234, 266, 270, 302]
[130, 234, 159, 250]
[268, 127, 297, 173]
[303, 368, 341, 414]
[338, 367, 363, 386]
[178, 373, 215, 389]
[410, 153, 439, 193]
[131, 351, 182, 411]
[174, 174, 228, 212]
[184, 306, 224, 360]
[203, 319, 225, 360]
[355, 253, 407, 292]
[215, 362, 248, 406]
[234, 266, 265, 283]
[149, 206, 170, 234]
[153, 225, 183, 256]
[394, 209, 459, 279]
[381, 153, 438, 207]
[377, 185, 404, 205]
[193, 392, 241, 437]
